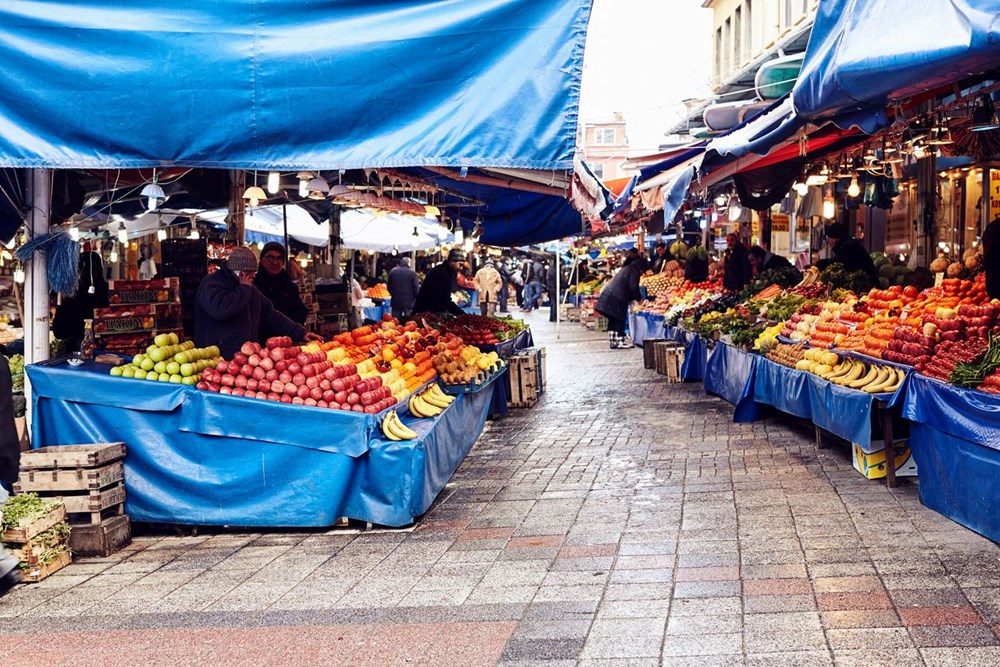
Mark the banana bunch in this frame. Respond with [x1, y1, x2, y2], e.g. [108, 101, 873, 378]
[382, 410, 418, 441]
[823, 358, 904, 393]
[408, 383, 455, 418]
[796, 266, 821, 287]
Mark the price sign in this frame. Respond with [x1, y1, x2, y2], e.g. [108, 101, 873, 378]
[990, 169, 1000, 222]
[771, 213, 790, 232]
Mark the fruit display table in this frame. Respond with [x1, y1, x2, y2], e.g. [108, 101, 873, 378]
[479, 327, 533, 360]
[703, 342, 761, 423]
[628, 311, 665, 347]
[897, 373, 1000, 542]
[26, 359, 503, 528]
[363, 301, 392, 323]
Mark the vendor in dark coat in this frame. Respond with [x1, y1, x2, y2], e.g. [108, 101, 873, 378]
[52, 251, 109, 351]
[195, 248, 320, 358]
[723, 233, 753, 292]
[596, 257, 647, 349]
[749, 246, 793, 275]
[413, 249, 466, 316]
[253, 242, 308, 325]
[823, 222, 878, 287]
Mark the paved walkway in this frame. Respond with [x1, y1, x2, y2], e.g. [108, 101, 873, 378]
[3, 312, 1000, 666]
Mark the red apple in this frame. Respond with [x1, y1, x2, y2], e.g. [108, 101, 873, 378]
[233, 352, 248, 365]
[234, 374, 248, 389]
[256, 391, 268, 400]
[351, 404, 364, 412]
[279, 371, 293, 384]
[302, 365, 316, 378]
[317, 400, 328, 408]
[209, 382, 221, 392]
[292, 373, 306, 386]
[323, 368, 337, 381]
[263, 369, 277, 382]
[347, 392, 360, 405]
[247, 354, 261, 367]
[267, 392, 281, 401]
[288, 362, 302, 375]
[252, 367, 266, 380]
[292, 396, 305, 405]
[196, 381, 210, 391]
[215, 360, 228, 373]
[364, 405, 379, 414]
[334, 390, 348, 404]
[328, 402, 340, 410]
[280, 395, 293, 404]
[296, 385, 310, 399]
[304, 398, 317, 407]
[247, 378, 259, 392]
[356, 379, 369, 394]
[220, 374, 236, 387]
[241, 365, 254, 378]
[332, 378, 346, 392]
[259, 357, 274, 371]
[305, 376, 319, 390]
[240, 342, 257, 356]
[322, 390, 336, 403]
[259, 347, 270, 360]
[284, 383, 298, 396]
[226, 362, 241, 376]
[219, 386, 233, 395]
[275, 360, 289, 372]
[271, 380, 284, 394]
[258, 379, 271, 392]
[310, 387, 323, 401]
[319, 379, 332, 391]
[232, 388, 246, 397]
[368, 376, 382, 389]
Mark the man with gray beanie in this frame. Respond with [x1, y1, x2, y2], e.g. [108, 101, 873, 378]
[386, 257, 420, 320]
[195, 247, 322, 358]
[413, 249, 467, 316]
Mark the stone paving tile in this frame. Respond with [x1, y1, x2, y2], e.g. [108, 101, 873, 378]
[8, 315, 1000, 664]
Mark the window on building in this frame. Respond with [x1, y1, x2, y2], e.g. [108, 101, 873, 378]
[784, 0, 793, 28]
[723, 17, 731, 76]
[593, 128, 616, 145]
[745, 0, 753, 59]
[715, 27, 723, 82]
[591, 163, 604, 179]
[733, 7, 742, 70]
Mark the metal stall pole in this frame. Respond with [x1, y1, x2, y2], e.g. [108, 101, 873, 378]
[555, 247, 561, 339]
[23, 168, 51, 431]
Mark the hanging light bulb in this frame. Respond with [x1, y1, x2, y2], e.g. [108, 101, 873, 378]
[141, 169, 165, 211]
[109, 248, 119, 263]
[68, 226, 80, 242]
[256, 241, 265, 250]
[727, 196, 743, 222]
[157, 228, 167, 241]
[822, 196, 835, 220]
[297, 171, 313, 198]
[13, 264, 25, 283]
[847, 177, 861, 198]
[792, 181, 809, 196]
[117, 221, 128, 244]
[243, 185, 266, 208]
[266, 171, 281, 194]
[454, 223, 464, 245]
[392, 245, 398, 256]
[714, 193, 728, 208]
[188, 229, 200, 240]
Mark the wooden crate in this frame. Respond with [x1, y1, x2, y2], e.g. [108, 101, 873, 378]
[0, 502, 66, 543]
[34, 483, 128, 525]
[19, 550, 72, 583]
[15, 461, 124, 493]
[595, 316, 609, 332]
[6, 526, 70, 564]
[642, 339, 668, 369]
[70, 515, 132, 557]
[19, 443, 125, 470]
[506, 355, 539, 408]
[654, 341, 685, 383]
[558, 304, 580, 322]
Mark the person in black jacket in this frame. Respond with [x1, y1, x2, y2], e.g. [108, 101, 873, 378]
[749, 246, 793, 275]
[253, 242, 308, 325]
[195, 248, 320, 358]
[596, 257, 648, 349]
[823, 222, 878, 287]
[413, 249, 466, 317]
[52, 251, 109, 351]
[723, 233, 753, 292]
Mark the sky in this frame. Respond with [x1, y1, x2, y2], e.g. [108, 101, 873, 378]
[578, 0, 713, 156]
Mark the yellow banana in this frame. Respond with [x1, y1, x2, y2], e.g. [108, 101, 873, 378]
[848, 364, 878, 389]
[408, 395, 430, 418]
[838, 360, 865, 385]
[387, 411, 418, 439]
[381, 413, 402, 441]
[879, 368, 904, 394]
[429, 384, 455, 403]
[860, 366, 892, 393]
[421, 390, 450, 409]
[827, 361, 854, 381]
[864, 366, 900, 394]
[409, 394, 440, 418]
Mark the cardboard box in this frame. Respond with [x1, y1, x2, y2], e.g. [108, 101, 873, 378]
[852, 441, 918, 479]
[108, 278, 180, 305]
[93, 303, 183, 335]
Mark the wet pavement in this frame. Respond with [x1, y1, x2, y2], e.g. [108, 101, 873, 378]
[3, 311, 1000, 666]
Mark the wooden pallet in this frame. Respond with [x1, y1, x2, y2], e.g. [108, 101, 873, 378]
[643, 339, 668, 369]
[506, 355, 539, 408]
[0, 502, 66, 543]
[19, 443, 125, 470]
[15, 461, 124, 493]
[70, 515, 132, 557]
[19, 550, 72, 583]
[26, 484, 128, 526]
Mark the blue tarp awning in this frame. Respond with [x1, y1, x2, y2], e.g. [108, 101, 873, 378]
[0, 1, 591, 171]
[792, 0, 1000, 124]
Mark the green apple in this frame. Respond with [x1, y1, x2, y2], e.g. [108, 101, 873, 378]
[158, 372, 171, 382]
[140, 358, 155, 372]
[153, 361, 167, 374]
[149, 347, 166, 362]
[180, 363, 194, 377]
[174, 351, 188, 364]
[146, 373, 159, 381]
[110, 366, 123, 376]
[121, 367, 135, 378]
[181, 375, 197, 385]
[154, 333, 170, 347]
[166, 361, 181, 375]
[132, 354, 145, 366]
[134, 369, 147, 379]
[169, 333, 180, 346]
[169, 374, 183, 383]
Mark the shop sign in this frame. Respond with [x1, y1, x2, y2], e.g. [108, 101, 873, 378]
[771, 213, 790, 232]
[990, 169, 1000, 222]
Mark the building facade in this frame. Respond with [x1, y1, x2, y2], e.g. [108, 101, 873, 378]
[578, 112, 634, 181]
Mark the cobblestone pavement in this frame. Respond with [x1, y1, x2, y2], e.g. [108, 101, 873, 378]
[4, 312, 1000, 666]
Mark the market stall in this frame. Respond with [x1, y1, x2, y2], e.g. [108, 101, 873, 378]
[703, 342, 760, 422]
[27, 358, 505, 528]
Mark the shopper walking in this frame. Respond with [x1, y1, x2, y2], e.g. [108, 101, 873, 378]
[473, 259, 503, 316]
[386, 257, 420, 320]
[522, 258, 544, 311]
[496, 257, 511, 313]
[596, 257, 647, 349]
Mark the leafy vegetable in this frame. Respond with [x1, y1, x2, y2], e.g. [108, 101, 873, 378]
[0, 493, 58, 533]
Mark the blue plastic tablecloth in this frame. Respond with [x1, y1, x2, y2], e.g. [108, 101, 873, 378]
[898, 373, 1000, 543]
[681, 333, 708, 382]
[25, 358, 500, 528]
[704, 343, 761, 422]
[480, 327, 534, 360]
[628, 311, 666, 347]
[753, 355, 897, 449]
[363, 302, 392, 323]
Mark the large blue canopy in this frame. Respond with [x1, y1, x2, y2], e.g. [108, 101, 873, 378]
[792, 0, 1000, 122]
[0, 0, 591, 171]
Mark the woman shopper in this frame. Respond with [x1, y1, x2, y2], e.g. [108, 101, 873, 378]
[596, 256, 647, 349]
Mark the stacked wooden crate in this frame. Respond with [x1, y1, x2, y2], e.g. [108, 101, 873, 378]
[14, 443, 131, 557]
[653, 341, 685, 383]
[1, 498, 71, 582]
[507, 347, 547, 408]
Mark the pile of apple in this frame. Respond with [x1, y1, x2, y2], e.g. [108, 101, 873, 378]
[195, 337, 407, 413]
[109, 333, 222, 384]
